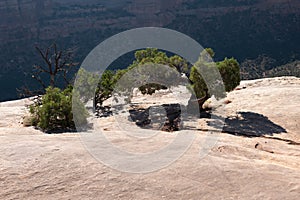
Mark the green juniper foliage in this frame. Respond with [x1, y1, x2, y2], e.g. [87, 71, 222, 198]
[30, 86, 88, 132]
[93, 48, 240, 114]
[190, 48, 240, 100]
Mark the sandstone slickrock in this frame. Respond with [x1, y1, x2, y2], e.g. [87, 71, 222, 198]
[0, 77, 299, 199]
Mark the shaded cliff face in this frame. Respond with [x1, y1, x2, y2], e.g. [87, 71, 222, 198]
[0, 0, 298, 44]
[0, 0, 299, 101]
[0, 0, 186, 43]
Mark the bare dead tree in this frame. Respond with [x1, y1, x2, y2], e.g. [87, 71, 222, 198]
[33, 42, 78, 89]
[17, 43, 78, 99]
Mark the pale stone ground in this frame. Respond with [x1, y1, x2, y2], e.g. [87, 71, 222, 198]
[0, 77, 299, 199]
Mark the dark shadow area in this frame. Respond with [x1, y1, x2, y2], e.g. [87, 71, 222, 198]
[39, 128, 77, 134]
[129, 107, 151, 126]
[39, 123, 93, 134]
[127, 103, 213, 132]
[95, 106, 113, 118]
[208, 112, 287, 137]
[95, 104, 287, 137]
[129, 104, 181, 132]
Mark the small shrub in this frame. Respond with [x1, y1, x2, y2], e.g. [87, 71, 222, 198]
[217, 58, 241, 92]
[30, 86, 88, 132]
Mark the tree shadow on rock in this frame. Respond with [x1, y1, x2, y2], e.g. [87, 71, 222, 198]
[209, 112, 287, 137]
[129, 104, 181, 132]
